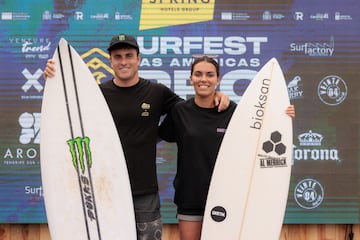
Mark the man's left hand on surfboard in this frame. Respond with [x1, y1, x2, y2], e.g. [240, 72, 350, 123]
[43, 59, 56, 80]
[286, 105, 295, 119]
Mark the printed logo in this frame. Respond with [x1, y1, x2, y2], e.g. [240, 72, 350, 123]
[67, 136, 100, 236]
[221, 12, 250, 21]
[294, 178, 324, 209]
[114, 12, 133, 20]
[25, 186, 44, 198]
[42, 11, 65, 20]
[294, 130, 340, 162]
[294, 12, 304, 21]
[263, 11, 272, 20]
[309, 13, 329, 21]
[287, 75, 303, 100]
[67, 137, 92, 173]
[9, 37, 51, 59]
[335, 12, 352, 21]
[1, 12, 30, 20]
[250, 78, 270, 130]
[19, 112, 41, 144]
[259, 131, 288, 168]
[90, 13, 110, 20]
[81, 48, 113, 84]
[139, 0, 215, 30]
[42, 11, 52, 20]
[22, 68, 44, 92]
[298, 130, 323, 146]
[262, 11, 285, 21]
[75, 11, 84, 20]
[289, 37, 335, 57]
[210, 206, 227, 222]
[2, 112, 40, 165]
[318, 75, 347, 106]
[21, 68, 44, 100]
[141, 102, 151, 117]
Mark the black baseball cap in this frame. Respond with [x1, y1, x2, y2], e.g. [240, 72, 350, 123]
[107, 34, 139, 52]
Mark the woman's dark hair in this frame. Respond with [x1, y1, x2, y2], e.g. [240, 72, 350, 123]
[191, 56, 220, 77]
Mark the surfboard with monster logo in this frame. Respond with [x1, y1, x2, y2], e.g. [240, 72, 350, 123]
[201, 58, 293, 240]
[40, 38, 136, 240]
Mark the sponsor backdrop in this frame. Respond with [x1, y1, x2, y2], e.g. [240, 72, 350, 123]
[0, 0, 359, 224]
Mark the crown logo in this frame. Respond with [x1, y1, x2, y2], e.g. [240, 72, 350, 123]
[298, 130, 324, 146]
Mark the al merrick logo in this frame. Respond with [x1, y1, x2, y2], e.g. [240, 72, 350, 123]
[259, 131, 288, 168]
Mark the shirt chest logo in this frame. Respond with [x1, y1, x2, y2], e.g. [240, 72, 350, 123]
[141, 102, 150, 117]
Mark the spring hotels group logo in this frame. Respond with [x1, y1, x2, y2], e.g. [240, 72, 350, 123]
[139, 0, 215, 30]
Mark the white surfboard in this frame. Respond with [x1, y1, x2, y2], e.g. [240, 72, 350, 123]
[40, 38, 136, 240]
[201, 58, 292, 240]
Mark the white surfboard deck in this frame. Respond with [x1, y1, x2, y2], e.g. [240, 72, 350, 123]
[40, 38, 136, 240]
[201, 58, 292, 240]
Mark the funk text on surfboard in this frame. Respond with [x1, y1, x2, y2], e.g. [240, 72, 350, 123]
[81, 175, 97, 221]
[250, 78, 270, 130]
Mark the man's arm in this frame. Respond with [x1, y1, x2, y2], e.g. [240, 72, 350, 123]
[214, 91, 230, 112]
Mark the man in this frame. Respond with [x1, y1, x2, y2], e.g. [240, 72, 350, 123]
[44, 34, 229, 240]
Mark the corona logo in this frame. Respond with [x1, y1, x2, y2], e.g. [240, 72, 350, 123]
[294, 130, 340, 162]
[298, 130, 323, 146]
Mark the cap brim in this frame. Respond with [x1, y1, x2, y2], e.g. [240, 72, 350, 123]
[108, 42, 138, 51]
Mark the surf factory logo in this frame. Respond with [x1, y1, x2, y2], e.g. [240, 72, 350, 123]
[210, 206, 227, 222]
[294, 178, 324, 209]
[259, 131, 288, 168]
[318, 75, 347, 106]
[289, 36, 335, 57]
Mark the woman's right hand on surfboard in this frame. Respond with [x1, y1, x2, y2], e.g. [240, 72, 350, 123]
[43, 59, 56, 80]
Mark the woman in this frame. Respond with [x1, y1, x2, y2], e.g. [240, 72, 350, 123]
[159, 56, 295, 240]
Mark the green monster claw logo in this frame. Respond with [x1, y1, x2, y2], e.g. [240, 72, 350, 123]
[67, 136, 92, 173]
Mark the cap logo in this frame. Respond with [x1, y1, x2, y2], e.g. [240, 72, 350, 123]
[118, 35, 126, 41]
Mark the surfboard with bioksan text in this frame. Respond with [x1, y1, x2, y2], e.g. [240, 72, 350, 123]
[40, 38, 136, 240]
[201, 58, 293, 240]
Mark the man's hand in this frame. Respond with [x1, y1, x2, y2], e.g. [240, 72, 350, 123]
[214, 91, 230, 112]
[43, 59, 56, 80]
[286, 105, 295, 119]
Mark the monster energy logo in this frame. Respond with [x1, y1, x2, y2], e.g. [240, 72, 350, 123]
[67, 136, 92, 173]
[67, 136, 100, 238]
